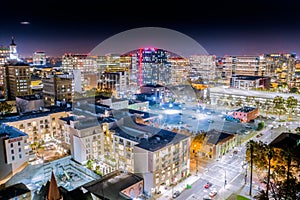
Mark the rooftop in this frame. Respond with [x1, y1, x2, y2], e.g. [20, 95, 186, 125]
[269, 132, 300, 159]
[206, 129, 235, 145]
[141, 84, 164, 88]
[83, 171, 143, 200]
[0, 124, 27, 139]
[235, 106, 257, 113]
[16, 94, 43, 101]
[7, 62, 30, 66]
[231, 75, 268, 81]
[0, 183, 30, 199]
[0, 105, 71, 123]
[112, 116, 189, 151]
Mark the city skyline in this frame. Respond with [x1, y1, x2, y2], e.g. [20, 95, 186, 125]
[1, 0, 300, 57]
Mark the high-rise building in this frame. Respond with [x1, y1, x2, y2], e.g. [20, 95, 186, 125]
[189, 55, 216, 82]
[42, 75, 73, 106]
[98, 71, 129, 98]
[264, 53, 296, 86]
[168, 57, 190, 85]
[0, 66, 7, 100]
[33, 51, 46, 66]
[223, 55, 265, 77]
[62, 54, 97, 92]
[5, 63, 31, 100]
[134, 48, 171, 86]
[0, 46, 9, 66]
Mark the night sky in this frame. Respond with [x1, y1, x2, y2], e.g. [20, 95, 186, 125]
[1, 0, 300, 57]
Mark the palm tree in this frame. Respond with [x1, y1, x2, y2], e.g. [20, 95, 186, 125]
[266, 146, 274, 199]
[285, 96, 298, 120]
[246, 140, 256, 196]
[235, 97, 243, 107]
[273, 96, 285, 119]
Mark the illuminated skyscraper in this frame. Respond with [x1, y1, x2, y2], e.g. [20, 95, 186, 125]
[0, 47, 9, 66]
[134, 48, 171, 86]
[5, 63, 31, 100]
[264, 53, 296, 86]
[189, 55, 216, 82]
[33, 51, 46, 66]
[168, 57, 190, 85]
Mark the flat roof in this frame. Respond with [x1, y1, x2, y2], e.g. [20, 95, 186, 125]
[231, 75, 268, 80]
[141, 84, 164, 88]
[83, 171, 142, 200]
[0, 106, 71, 123]
[210, 86, 300, 101]
[0, 183, 30, 199]
[16, 94, 43, 101]
[235, 106, 256, 113]
[0, 124, 27, 138]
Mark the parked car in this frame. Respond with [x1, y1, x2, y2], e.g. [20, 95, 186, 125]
[209, 190, 217, 197]
[173, 191, 180, 198]
[203, 195, 212, 200]
[204, 182, 212, 189]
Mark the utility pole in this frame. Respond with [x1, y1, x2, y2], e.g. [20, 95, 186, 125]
[249, 142, 253, 196]
[196, 159, 198, 175]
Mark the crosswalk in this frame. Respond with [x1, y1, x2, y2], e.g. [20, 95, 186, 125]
[186, 193, 202, 200]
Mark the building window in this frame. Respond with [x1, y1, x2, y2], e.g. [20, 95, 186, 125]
[11, 149, 14, 154]
[19, 154, 22, 159]
[18, 141, 21, 146]
[10, 143, 13, 148]
[12, 156, 15, 161]
[19, 148, 21, 152]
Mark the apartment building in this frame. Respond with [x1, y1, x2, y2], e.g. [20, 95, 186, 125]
[0, 124, 29, 182]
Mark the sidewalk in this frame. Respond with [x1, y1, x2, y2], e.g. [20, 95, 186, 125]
[156, 173, 201, 200]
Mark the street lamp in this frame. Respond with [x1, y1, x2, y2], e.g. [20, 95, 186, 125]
[217, 166, 227, 189]
[223, 169, 227, 188]
[249, 141, 254, 196]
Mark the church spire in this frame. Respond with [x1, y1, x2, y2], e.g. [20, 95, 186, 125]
[11, 36, 16, 46]
[47, 171, 61, 200]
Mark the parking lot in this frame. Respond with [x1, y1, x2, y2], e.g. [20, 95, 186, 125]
[149, 102, 259, 135]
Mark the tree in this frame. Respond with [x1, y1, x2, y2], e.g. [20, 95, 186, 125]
[246, 140, 256, 196]
[16, 99, 28, 114]
[263, 99, 272, 118]
[245, 96, 255, 106]
[257, 121, 265, 131]
[0, 101, 13, 115]
[235, 97, 243, 107]
[285, 96, 298, 120]
[266, 146, 274, 198]
[273, 96, 285, 119]
[289, 87, 298, 93]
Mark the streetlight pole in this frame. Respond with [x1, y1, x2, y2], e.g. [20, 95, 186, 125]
[224, 169, 227, 188]
[249, 142, 253, 196]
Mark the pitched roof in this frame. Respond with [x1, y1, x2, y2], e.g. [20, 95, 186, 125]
[84, 171, 143, 200]
[47, 172, 61, 200]
[269, 132, 300, 159]
[0, 183, 30, 199]
[206, 129, 235, 145]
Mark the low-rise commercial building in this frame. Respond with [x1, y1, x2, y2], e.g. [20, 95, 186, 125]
[234, 106, 258, 123]
[200, 129, 237, 160]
